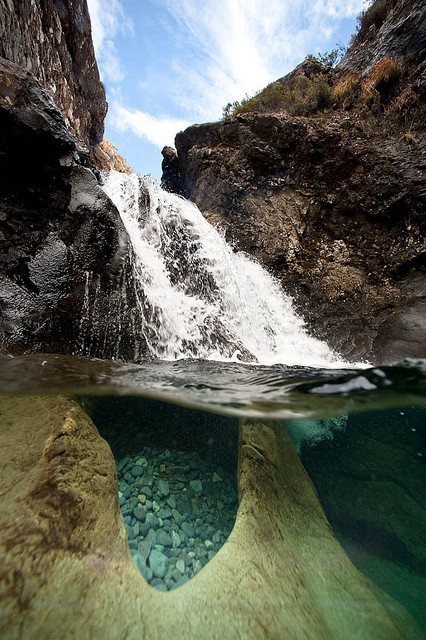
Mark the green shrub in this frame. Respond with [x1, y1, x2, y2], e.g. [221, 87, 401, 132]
[223, 73, 333, 119]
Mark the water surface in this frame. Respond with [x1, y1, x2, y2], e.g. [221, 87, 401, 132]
[0, 353, 424, 629]
[1, 353, 424, 419]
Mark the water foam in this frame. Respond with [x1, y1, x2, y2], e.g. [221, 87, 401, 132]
[103, 171, 349, 368]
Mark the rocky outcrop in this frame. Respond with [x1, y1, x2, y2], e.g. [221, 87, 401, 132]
[0, 395, 422, 639]
[341, 0, 426, 76]
[0, 0, 107, 154]
[162, 0, 425, 363]
[0, 58, 143, 359]
[94, 139, 133, 174]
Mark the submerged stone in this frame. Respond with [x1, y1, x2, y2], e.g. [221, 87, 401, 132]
[131, 465, 144, 478]
[176, 558, 185, 575]
[190, 479, 203, 494]
[157, 479, 170, 497]
[149, 549, 169, 578]
[139, 529, 156, 562]
[156, 530, 172, 548]
[146, 513, 160, 530]
[133, 505, 146, 522]
[181, 522, 195, 538]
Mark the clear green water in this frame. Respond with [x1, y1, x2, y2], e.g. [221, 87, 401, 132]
[0, 354, 425, 629]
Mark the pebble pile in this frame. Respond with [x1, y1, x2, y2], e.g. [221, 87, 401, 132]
[117, 446, 238, 591]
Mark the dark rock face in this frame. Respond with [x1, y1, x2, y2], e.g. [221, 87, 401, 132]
[161, 145, 181, 193]
[0, 58, 143, 359]
[162, 0, 426, 364]
[0, 0, 107, 152]
[341, 0, 426, 74]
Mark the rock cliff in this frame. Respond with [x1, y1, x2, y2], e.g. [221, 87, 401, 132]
[0, 0, 107, 153]
[162, 0, 425, 363]
[0, 38, 140, 358]
[0, 0, 142, 358]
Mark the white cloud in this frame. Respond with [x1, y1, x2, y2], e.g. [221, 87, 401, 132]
[87, 0, 366, 165]
[86, 0, 132, 83]
[155, 0, 365, 121]
[110, 103, 191, 148]
[313, 0, 365, 19]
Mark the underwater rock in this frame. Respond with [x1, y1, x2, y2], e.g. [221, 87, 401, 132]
[0, 395, 422, 639]
[301, 408, 426, 574]
[157, 479, 170, 497]
[149, 549, 169, 578]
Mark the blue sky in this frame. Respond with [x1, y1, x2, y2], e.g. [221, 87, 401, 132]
[87, 0, 366, 180]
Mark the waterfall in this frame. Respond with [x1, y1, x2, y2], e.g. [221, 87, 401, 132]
[103, 171, 347, 368]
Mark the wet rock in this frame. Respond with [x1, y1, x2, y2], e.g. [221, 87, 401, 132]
[133, 505, 146, 522]
[138, 528, 156, 562]
[176, 558, 185, 575]
[172, 508, 183, 524]
[190, 479, 203, 495]
[117, 457, 130, 472]
[131, 465, 144, 478]
[156, 530, 173, 548]
[146, 513, 160, 531]
[181, 522, 195, 538]
[0, 58, 144, 360]
[166, 495, 176, 509]
[171, 530, 181, 549]
[157, 479, 170, 497]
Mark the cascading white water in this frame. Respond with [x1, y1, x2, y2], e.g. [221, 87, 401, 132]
[103, 170, 348, 367]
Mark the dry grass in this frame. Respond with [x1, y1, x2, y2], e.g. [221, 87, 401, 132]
[332, 72, 359, 108]
[391, 86, 419, 112]
[398, 130, 418, 146]
[230, 74, 333, 118]
[361, 57, 402, 104]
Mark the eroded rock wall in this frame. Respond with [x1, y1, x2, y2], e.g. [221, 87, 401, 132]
[0, 0, 107, 151]
[0, 58, 143, 359]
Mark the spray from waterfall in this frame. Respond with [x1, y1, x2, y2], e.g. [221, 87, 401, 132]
[103, 171, 348, 368]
